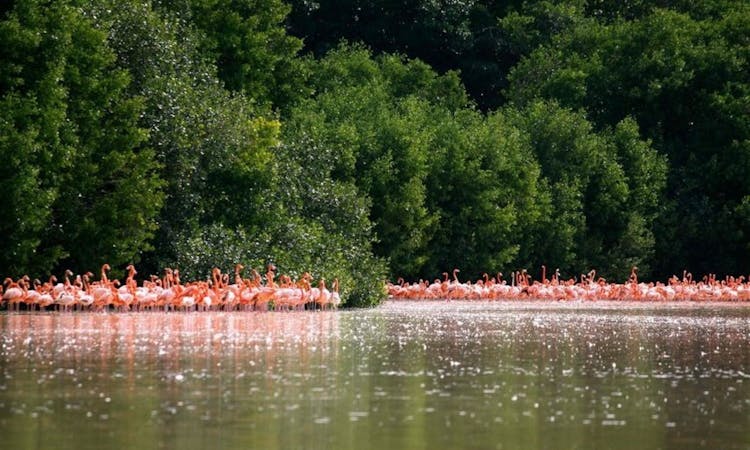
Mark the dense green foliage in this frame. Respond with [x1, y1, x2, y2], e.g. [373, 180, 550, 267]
[0, 1, 164, 276]
[1, 0, 748, 304]
[505, 3, 750, 276]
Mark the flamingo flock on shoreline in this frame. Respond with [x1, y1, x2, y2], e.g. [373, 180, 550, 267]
[1, 264, 340, 312]
[388, 267, 750, 302]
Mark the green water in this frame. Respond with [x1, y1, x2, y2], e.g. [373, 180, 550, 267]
[1, 301, 749, 449]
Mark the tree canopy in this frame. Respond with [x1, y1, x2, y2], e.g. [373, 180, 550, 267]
[2, 0, 748, 304]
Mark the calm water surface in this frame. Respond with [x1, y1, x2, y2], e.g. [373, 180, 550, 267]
[1, 301, 749, 449]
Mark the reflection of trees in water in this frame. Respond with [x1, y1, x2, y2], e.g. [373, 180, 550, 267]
[374, 307, 750, 377]
[373, 307, 750, 449]
[1, 306, 749, 449]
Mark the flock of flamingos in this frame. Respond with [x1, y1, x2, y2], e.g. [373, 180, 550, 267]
[2, 264, 750, 312]
[1, 264, 340, 312]
[388, 267, 750, 302]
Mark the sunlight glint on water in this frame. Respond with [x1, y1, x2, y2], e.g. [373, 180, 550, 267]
[1, 301, 749, 449]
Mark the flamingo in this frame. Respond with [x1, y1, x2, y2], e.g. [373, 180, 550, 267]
[78, 272, 95, 310]
[316, 279, 331, 309]
[3, 277, 25, 311]
[447, 269, 469, 300]
[100, 264, 111, 284]
[25, 279, 42, 311]
[174, 284, 197, 311]
[330, 278, 341, 308]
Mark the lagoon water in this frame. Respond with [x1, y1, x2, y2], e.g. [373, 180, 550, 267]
[1, 301, 749, 449]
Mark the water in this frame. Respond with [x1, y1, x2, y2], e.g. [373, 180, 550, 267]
[1, 301, 749, 449]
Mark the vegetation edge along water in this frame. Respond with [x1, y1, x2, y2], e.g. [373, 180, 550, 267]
[1, 0, 748, 306]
